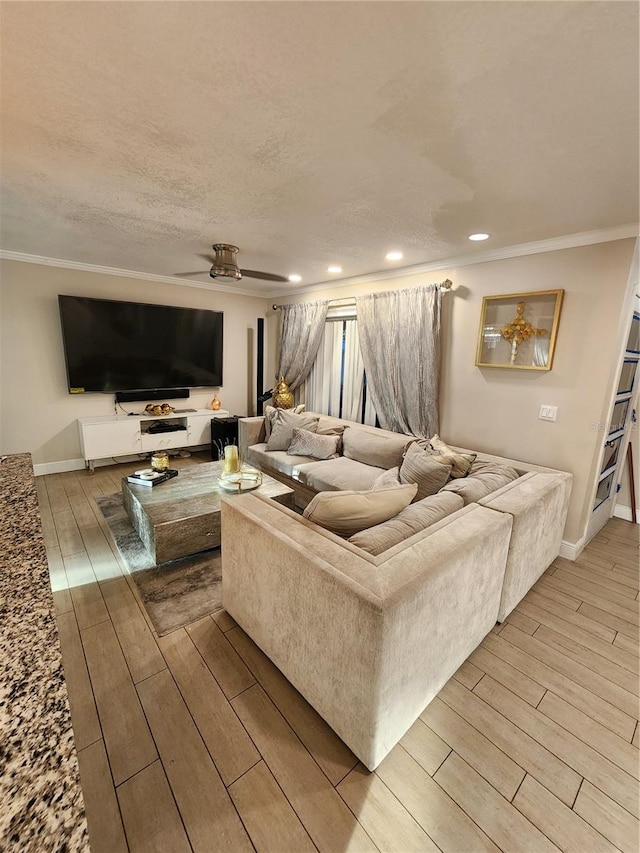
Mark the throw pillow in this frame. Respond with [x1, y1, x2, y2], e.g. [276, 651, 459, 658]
[303, 483, 417, 537]
[349, 492, 464, 555]
[264, 403, 305, 439]
[371, 467, 401, 490]
[399, 441, 453, 500]
[288, 428, 340, 460]
[426, 434, 476, 478]
[265, 411, 319, 452]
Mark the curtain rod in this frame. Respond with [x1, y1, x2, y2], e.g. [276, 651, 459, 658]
[272, 278, 453, 310]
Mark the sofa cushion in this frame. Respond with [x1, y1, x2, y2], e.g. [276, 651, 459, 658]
[288, 428, 340, 460]
[425, 434, 476, 478]
[265, 411, 319, 451]
[295, 457, 387, 492]
[343, 426, 412, 470]
[441, 468, 520, 505]
[246, 443, 319, 477]
[348, 492, 464, 555]
[303, 483, 418, 536]
[399, 441, 453, 500]
[470, 460, 521, 478]
[264, 404, 305, 439]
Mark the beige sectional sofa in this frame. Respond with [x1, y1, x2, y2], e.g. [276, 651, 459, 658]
[223, 411, 572, 770]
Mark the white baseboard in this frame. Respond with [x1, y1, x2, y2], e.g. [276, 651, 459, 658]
[33, 458, 86, 476]
[32, 446, 211, 477]
[613, 504, 640, 524]
[558, 536, 587, 561]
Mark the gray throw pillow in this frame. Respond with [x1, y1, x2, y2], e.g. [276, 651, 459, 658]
[399, 441, 453, 501]
[264, 403, 305, 439]
[288, 428, 340, 460]
[371, 467, 401, 490]
[422, 434, 477, 478]
[265, 411, 319, 451]
[349, 492, 464, 555]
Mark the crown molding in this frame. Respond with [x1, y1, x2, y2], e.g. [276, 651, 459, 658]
[0, 251, 268, 298]
[267, 223, 639, 299]
[2, 223, 637, 301]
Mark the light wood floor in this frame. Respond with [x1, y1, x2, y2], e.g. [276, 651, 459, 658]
[39, 456, 639, 853]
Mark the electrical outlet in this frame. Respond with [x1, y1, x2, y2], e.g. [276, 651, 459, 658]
[539, 405, 558, 422]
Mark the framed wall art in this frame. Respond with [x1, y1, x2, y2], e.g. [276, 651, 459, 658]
[475, 289, 564, 371]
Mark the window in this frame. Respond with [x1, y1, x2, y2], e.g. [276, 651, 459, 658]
[298, 309, 377, 425]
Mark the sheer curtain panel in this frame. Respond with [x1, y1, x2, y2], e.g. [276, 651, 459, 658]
[355, 285, 442, 437]
[277, 300, 329, 391]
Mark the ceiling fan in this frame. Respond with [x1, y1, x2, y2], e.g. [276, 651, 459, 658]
[174, 243, 289, 283]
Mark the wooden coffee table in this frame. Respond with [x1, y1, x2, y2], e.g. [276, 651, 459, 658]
[121, 461, 294, 564]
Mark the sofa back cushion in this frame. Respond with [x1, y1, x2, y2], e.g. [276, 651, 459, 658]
[343, 427, 412, 470]
[288, 428, 340, 460]
[399, 441, 453, 500]
[265, 411, 319, 451]
[441, 466, 520, 505]
[303, 483, 417, 536]
[349, 492, 464, 555]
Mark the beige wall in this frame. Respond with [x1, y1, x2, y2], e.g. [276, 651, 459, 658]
[268, 239, 637, 544]
[0, 260, 269, 466]
[3, 240, 635, 543]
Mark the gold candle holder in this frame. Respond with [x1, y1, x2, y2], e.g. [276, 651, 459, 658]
[223, 445, 240, 474]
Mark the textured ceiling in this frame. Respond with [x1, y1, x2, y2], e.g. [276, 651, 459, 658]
[1, 1, 638, 295]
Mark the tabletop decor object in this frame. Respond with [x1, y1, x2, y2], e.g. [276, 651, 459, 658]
[273, 376, 294, 409]
[218, 466, 263, 493]
[475, 289, 564, 371]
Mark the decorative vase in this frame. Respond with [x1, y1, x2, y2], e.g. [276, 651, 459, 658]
[211, 396, 221, 411]
[273, 377, 294, 409]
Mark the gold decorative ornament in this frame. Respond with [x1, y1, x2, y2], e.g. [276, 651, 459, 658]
[145, 403, 174, 415]
[151, 451, 169, 471]
[273, 376, 294, 409]
[500, 302, 547, 364]
[210, 396, 221, 411]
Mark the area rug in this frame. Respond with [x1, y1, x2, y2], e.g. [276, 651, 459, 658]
[96, 493, 223, 636]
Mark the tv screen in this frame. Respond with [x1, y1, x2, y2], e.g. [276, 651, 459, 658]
[58, 295, 223, 393]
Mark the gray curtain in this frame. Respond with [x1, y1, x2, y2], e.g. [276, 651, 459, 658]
[278, 300, 330, 391]
[355, 285, 442, 437]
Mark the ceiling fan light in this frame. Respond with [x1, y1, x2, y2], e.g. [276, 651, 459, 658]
[209, 243, 243, 281]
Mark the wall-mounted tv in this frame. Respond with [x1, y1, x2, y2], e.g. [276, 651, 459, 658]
[58, 295, 223, 393]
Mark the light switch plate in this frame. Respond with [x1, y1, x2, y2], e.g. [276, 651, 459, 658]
[539, 404, 558, 422]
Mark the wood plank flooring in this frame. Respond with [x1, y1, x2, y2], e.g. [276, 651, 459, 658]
[39, 457, 639, 852]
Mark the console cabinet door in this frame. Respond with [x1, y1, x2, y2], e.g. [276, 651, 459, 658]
[187, 415, 211, 445]
[81, 421, 141, 460]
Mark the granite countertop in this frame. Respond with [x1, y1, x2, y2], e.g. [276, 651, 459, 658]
[0, 454, 88, 851]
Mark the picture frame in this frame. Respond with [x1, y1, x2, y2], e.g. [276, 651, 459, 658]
[475, 289, 564, 371]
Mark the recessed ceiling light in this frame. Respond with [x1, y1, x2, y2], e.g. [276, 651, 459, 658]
[385, 251, 403, 261]
[288, 274, 302, 283]
[468, 233, 491, 241]
[327, 265, 342, 274]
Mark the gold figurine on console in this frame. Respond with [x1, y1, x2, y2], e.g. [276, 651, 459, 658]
[273, 376, 294, 409]
[501, 302, 547, 365]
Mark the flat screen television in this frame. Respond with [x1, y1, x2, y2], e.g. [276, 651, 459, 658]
[58, 295, 223, 393]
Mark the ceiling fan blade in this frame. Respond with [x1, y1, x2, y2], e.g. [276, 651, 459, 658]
[173, 271, 209, 278]
[197, 254, 217, 264]
[241, 268, 289, 283]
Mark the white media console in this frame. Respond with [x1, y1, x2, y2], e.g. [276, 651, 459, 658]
[78, 409, 230, 470]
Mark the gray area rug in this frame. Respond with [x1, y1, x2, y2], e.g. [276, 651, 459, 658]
[96, 493, 223, 636]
